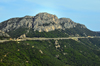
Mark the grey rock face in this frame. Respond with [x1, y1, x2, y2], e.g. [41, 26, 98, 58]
[18, 34, 26, 39]
[0, 16, 34, 32]
[0, 30, 10, 37]
[33, 13, 62, 32]
[0, 12, 87, 32]
[59, 18, 77, 29]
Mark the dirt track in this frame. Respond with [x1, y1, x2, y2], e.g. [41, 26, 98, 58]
[0, 36, 100, 43]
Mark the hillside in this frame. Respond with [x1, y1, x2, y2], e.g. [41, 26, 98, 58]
[1, 39, 100, 66]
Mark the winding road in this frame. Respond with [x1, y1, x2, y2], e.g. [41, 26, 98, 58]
[0, 36, 100, 43]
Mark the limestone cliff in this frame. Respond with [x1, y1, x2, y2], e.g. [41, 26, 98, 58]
[0, 12, 86, 32]
[0, 30, 10, 37]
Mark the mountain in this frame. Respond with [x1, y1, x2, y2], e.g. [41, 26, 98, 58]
[0, 12, 99, 38]
[1, 12, 100, 66]
[0, 13, 85, 32]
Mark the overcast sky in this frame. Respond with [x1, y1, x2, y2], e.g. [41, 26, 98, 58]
[0, 0, 100, 31]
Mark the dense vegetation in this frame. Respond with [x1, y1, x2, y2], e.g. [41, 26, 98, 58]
[0, 36, 10, 40]
[7, 27, 28, 38]
[26, 29, 69, 38]
[0, 41, 66, 66]
[1, 39, 100, 66]
[64, 24, 100, 36]
[79, 38, 100, 50]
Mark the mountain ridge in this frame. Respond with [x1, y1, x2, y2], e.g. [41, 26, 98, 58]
[0, 12, 99, 38]
[0, 12, 86, 32]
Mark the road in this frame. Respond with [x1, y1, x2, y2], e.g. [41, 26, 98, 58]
[0, 36, 100, 43]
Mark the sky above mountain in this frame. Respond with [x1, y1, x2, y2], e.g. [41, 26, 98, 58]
[0, 0, 100, 31]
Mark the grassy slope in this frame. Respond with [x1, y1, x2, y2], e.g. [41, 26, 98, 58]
[0, 39, 100, 66]
[0, 41, 66, 66]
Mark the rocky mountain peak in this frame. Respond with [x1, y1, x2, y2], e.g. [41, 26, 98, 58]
[34, 12, 58, 20]
[33, 12, 61, 32]
[34, 12, 59, 25]
[0, 12, 87, 32]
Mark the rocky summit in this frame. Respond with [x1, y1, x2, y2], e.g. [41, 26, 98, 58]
[0, 12, 86, 32]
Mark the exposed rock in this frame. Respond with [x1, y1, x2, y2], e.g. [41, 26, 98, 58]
[63, 53, 68, 55]
[32, 46, 34, 48]
[64, 45, 66, 48]
[17, 49, 20, 51]
[27, 43, 29, 45]
[0, 12, 87, 32]
[59, 18, 78, 29]
[1, 59, 2, 62]
[26, 61, 29, 63]
[55, 55, 59, 58]
[55, 40, 60, 49]
[33, 12, 62, 32]
[4, 55, 7, 57]
[18, 34, 26, 39]
[0, 30, 10, 37]
[39, 50, 43, 54]
[55, 45, 60, 49]
[55, 40, 58, 45]
[0, 16, 34, 32]
[75, 34, 80, 37]
[17, 42, 20, 43]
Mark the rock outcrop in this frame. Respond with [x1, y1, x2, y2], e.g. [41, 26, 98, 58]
[0, 30, 10, 37]
[0, 12, 87, 32]
[59, 18, 77, 29]
[33, 13, 62, 32]
[18, 34, 26, 39]
[0, 16, 34, 32]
